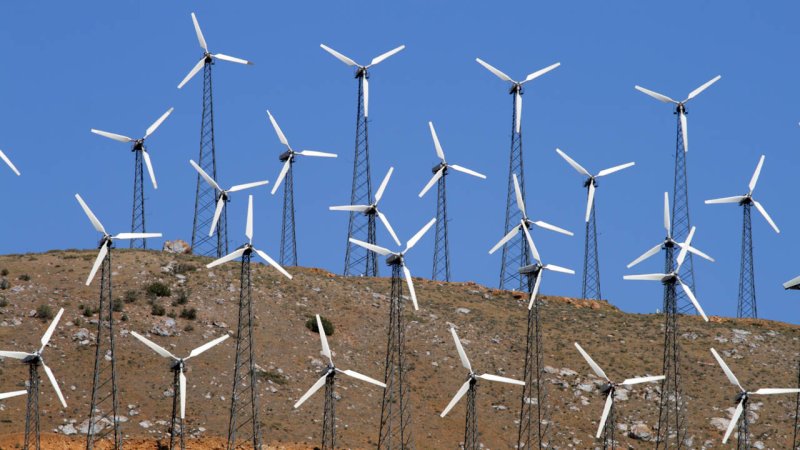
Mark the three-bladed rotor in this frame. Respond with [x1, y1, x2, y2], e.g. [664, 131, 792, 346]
[330, 167, 402, 246]
[418, 121, 486, 198]
[178, 12, 253, 89]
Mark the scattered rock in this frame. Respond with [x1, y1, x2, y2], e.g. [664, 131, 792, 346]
[162, 240, 191, 254]
[710, 417, 729, 432]
[456, 307, 471, 314]
[629, 423, 652, 441]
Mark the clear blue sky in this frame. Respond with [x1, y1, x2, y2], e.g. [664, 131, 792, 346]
[1, 2, 798, 322]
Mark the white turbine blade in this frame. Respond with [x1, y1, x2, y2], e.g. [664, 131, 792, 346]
[369, 45, 405, 67]
[75, 194, 106, 234]
[190, 12, 208, 52]
[686, 75, 722, 102]
[320, 44, 359, 67]
[489, 227, 519, 255]
[530, 220, 573, 236]
[634, 85, 677, 104]
[585, 182, 596, 223]
[0, 351, 33, 360]
[440, 380, 471, 417]
[187, 334, 229, 360]
[113, 233, 162, 240]
[723, 399, 744, 444]
[522, 225, 541, 263]
[294, 372, 330, 409]
[86, 245, 108, 286]
[515, 90, 522, 134]
[449, 327, 471, 372]
[705, 195, 746, 204]
[340, 369, 386, 388]
[477, 373, 525, 386]
[784, 275, 800, 290]
[316, 315, 332, 363]
[209, 197, 225, 237]
[418, 168, 444, 198]
[449, 164, 487, 179]
[375, 167, 394, 203]
[230, 180, 269, 193]
[428, 122, 445, 160]
[179, 369, 186, 419]
[213, 53, 253, 65]
[178, 58, 206, 89]
[266, 110, 289, 147]
[144, 107, 174, 139]
[0, 150, 20, 176]
[596, 393, 613, 439]
[0, 390, 26, 401]
[475, 58, 513, 83]
[749, 155, 765, 193]
[271, 159, 292, 196]
[363, 75, 369, 117]
[527, 270, 542, 310]
[206, 248, 246, 269]
[664, 192, 671, 237]
[624, 273, 668, 281]
[130, 331, 176, 359]
[42, 363, 67, 408]
[402, 266, 419, 311]
[555, 148, 591, 177]
[512, 174, 526, 216]
[349, 238, 393, 256]
[254, 248, 293, 279]
[620, 375, 665, 385]
[406, 217, 437, 252]
[329, 205, 370, 212]
[596, 162, 635, 178]
[39, 308, 65, 353]
[627, 243, 663, 269]
[752, 388, 800, 395]
[710, 348, 744, 391]
[543, 264, 575, 275]
[90, 129, 133, 143]
[522, 62, 561, 83]
[682, 244, 715, 262]
[753, 200, 780, 234]
[680, 110, 688, 152]
[296, 150, 337, 158]
[574, 342, 608, 380]
[245, 195, 253, 243]
[189, 159, 222, 191]
[676, 226, 695, 268]
[377, 211, 402, 246]
[142, 150, 157, 189]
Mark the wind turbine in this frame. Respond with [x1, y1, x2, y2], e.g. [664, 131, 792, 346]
[76, 193, 161, 449]
[189, 159, 269, 240]
[331, 167, 402, 257]
[91, 107, 173, 249]
[0, 149, 20, 176]
[555, 147, 635, 300]
[705, 154, 778, 318]
[178, 12, 253, 259]
[349, 217, 435, 448]
[130, 331, 229, 450]
[710, 348, 800, 447]
[419, 121, 486, 281]
[574, 343, 664, 448]
[266, 110, 337, 267]
[475, 57, 560, 290]
[635, 75, 721, 314]
[0, 308, 67, 450]
[205, 195, 289, 448]
[294, 314, 385, 450]
[440, 326, 524, 450]
[320, 43, 404, 278]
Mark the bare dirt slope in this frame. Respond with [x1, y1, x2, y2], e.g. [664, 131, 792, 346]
[0, 249, 797, 449]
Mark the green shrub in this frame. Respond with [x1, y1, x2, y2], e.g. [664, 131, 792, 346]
[0, 279, 10, 290]
[112, 298, 124, 312]
[167, 311, 176, 319]
[0, 269, 8, 276]
[17, 274, 30, 281]
[121, 314, 129, 322]
[146, 282, 171, 298]
[179, 307, 197, 320]
[305, 316, 334, 336]
[35, 304, 54, 320]
[184, 324, 194, 332]
[0, 297, 8, 307]
[82, 306, 95, 317]
[151, 303, 166, 316]
[123, 290, 138, 303]
[174, 290, 189, 305]
[173, 263, 196, 275]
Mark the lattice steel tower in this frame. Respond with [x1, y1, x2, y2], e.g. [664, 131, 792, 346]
[583, 194, 601, 299]
[474, 58, 560, 290]
[177, 12, 253, 258]
[319, 43, 405, 277]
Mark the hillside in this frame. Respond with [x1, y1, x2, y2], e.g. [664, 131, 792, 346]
[0, 249, 797, 449]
